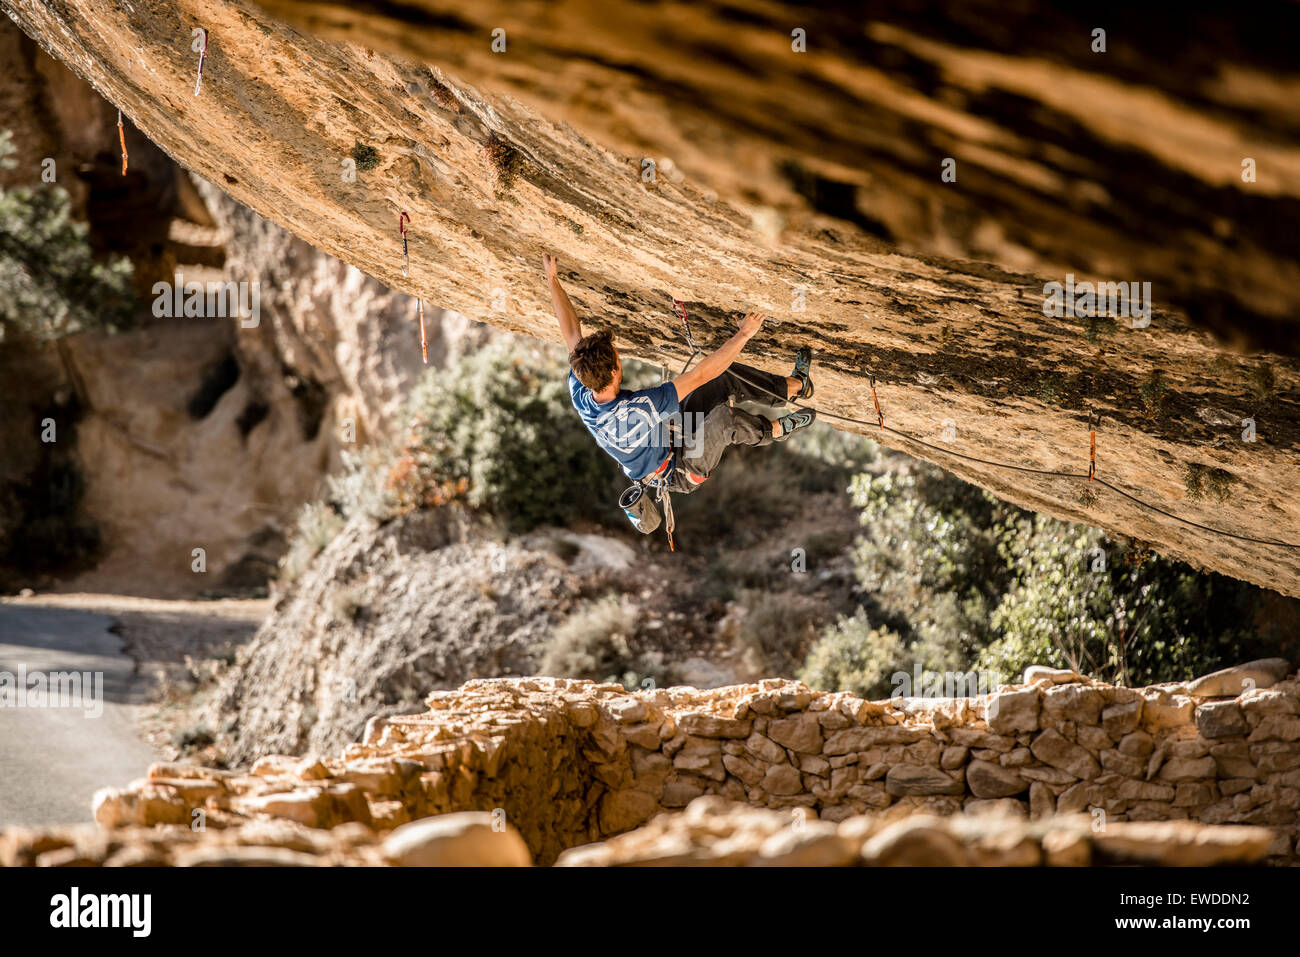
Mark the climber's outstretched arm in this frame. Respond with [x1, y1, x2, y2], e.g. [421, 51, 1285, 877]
[669, 312, 765, 402]
[544, 254, 582, 352]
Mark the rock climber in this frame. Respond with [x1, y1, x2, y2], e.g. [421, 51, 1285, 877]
[545, 253, 816, 495]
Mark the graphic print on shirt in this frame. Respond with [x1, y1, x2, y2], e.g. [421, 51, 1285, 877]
[592, 395, 671, 453]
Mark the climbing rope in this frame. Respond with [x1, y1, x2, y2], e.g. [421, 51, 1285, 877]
[667, 302, 1300, 550]
[117, 110, 127, 176]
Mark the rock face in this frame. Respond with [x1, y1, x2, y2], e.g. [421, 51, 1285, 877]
[0, 17, 489, 594]
[260, 1, 1300, 357]
[3, 664, 1295, 867]
[7, 0, 1300, 595]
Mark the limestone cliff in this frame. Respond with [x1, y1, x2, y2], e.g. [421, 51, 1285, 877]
[5, 0, 1300, 596]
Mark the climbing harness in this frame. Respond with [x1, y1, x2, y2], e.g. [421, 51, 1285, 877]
[626, 451, 678, 550]
[117, 110, 127, 176]
[399, 211, 411, 278]
[194, 28, 207, 97]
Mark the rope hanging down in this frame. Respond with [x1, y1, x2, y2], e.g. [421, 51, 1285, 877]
[667, 301, 1300, 551]
[117, 110, 127, 176]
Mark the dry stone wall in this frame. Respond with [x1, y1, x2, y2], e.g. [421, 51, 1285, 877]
[3, 663, 1296, 866]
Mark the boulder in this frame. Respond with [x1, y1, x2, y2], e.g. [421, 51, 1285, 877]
[966, 759, 1029, 798]
[884, 764, 964, 797]
[986, 687, 1040, 734]
[1186, 659, 1292, 698]
[1195, 701, 1247, 739]
[1139, 689, 1195, 730]
[1030, 728, 1101, 780]
[675, 713, 753, 739]
[383, 812, 532, 866]
[766, 714, 824, 753]
[1023, 665, 1081, 684]
[860, 817, 969, 866]
[1042, 685, 1105, 725]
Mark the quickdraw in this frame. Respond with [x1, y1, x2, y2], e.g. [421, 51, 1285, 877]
[194, 28, 207, 97]
[1088, 410, 1099, 481]
[117, 110, 128, 176]
[674, 299, 700, 356]
[870, 373, 884, 430]
[417, 298, 428, 364]
[399, 211, 411, 278]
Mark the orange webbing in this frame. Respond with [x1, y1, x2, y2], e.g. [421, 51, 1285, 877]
[117, 112, 127, 176]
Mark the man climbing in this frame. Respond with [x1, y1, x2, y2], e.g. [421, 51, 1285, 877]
[545, 254, 815, 496]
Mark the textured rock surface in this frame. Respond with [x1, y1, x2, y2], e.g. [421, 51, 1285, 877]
[262, 1, 1300, 355]
[0, 18, 484, 594]
[7, 0, 1300, 594]
[3, 664, 1295, 866]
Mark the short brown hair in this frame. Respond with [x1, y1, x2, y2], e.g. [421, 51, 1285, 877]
[570, 330, 618, 392]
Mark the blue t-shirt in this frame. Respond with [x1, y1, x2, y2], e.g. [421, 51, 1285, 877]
[568, 370, 681, 480]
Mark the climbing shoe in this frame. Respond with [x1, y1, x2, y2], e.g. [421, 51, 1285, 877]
[774, 409, 816, 441]
[790, 346, 814, 400]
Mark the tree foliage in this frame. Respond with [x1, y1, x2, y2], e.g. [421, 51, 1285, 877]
[812, 457, 1276, 690]
[0, 130, 136, 343]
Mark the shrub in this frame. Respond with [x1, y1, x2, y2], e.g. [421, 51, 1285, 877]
[1184, 463, 1236, 504]
[1248, 362, 1275, 399]
[798, 610, 909, 699]
[350, 142, 380, 172]
[977, 515, 1258, 686]
[1139, 370, 1170, 418]
[831, 454, 1275, 688]
[278, 501, 343, 584]
[731, 587, 825, 677]
[539, 593, 641, 680]
[390, 341, 618, 532]
[0, 130, 137, 343]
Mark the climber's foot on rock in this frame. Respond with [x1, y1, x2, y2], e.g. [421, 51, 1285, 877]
[790, 346, 814, 400]
[773, 409, 816, 441]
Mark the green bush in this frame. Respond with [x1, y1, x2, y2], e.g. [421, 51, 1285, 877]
[391, 341, 619, 532]
[0, 130, 137, 343]
[798, 609, 909, 699]
[731, 587, 826, 677]
[279, 500, 344, 584]
[539, 593, 643, 681]
[978, 515, 1258, 687]
[277, 450, 391, 584]
[822, 455, 1279, 688]
[350, 142, 380, 172]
